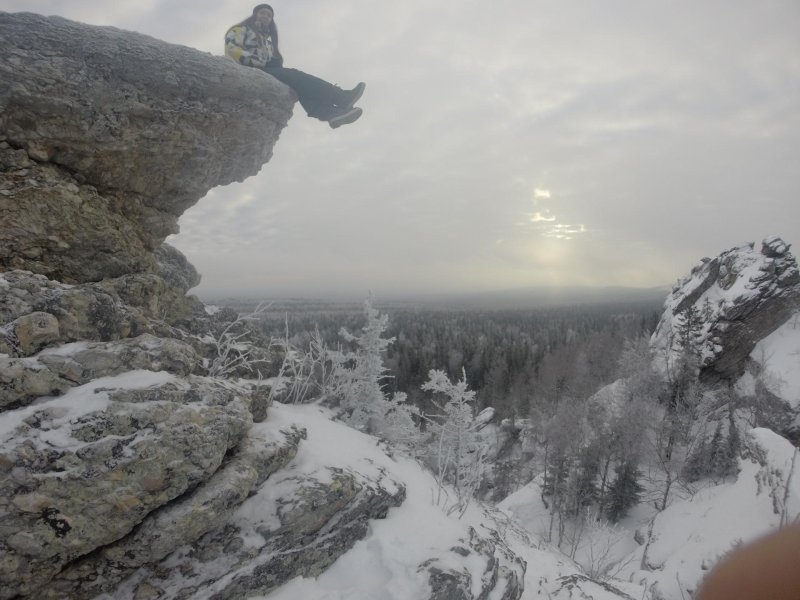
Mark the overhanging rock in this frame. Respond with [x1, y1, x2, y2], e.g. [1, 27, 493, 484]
[0, 11, 294, 283]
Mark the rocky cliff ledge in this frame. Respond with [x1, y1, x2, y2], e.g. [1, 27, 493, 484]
[0, 11, 294, 283]
[0, 12, 525, 600]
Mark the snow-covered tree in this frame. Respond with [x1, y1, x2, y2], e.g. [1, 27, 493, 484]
[207, 302, 271, 377]
[334, 297, 420, 448]
[421, 368, 486, 517]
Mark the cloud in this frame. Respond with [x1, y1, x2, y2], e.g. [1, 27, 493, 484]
[8, 0, 800, 297]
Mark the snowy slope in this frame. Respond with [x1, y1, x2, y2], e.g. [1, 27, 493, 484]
[252, 403, 642, 600]
[500, 309, 800, 600]
[624, 427, 800, 599]
[501, 427, 800, 600]
[740, 311, 800, 409]
[624, 310, 800, 599]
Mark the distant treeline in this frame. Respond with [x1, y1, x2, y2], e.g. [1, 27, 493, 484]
[235, 299, 662, 418]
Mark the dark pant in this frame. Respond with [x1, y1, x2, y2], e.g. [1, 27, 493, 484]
[261, 67, 343, 121]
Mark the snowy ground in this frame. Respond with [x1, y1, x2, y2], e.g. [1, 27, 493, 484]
[257, 402, 643, 600]
[502, 312, 800, 600]
[4, 308, 797, 598]
[744, 312, 800, 409]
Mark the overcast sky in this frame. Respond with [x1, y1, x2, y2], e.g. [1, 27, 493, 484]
[6, 1, 800, 299]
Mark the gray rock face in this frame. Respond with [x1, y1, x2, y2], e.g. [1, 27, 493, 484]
[0, 11, 294, 283]
[651, 237, 800, 382]
[44, 424, 306, 599]
[422, 526, 526, 600]
[0, 375, 254, 598]
[0, 270, 213, 357]
[154, 243, 202, 294]
[91, 461, 407, 600]
[0, 271, 149, 355]
[0, 145, 160, 282]
[0, 334, 200, 410]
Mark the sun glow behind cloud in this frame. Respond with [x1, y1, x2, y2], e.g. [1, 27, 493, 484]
[520, 187, 590, 242]
[542, 224, 588, 241]
[530, 211, 556, 223]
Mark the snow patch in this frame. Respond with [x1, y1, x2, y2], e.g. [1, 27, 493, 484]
[746, 312, 800, 407]
[0, 370, 177, 444]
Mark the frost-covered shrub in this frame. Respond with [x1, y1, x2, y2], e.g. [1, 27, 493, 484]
[421, 368, 487, 517]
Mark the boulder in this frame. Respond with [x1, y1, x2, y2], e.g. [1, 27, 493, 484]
[0, 354, 73, 411]
[8, 311, 59, 355]
[0, 270, 213, 356]
[0, 373, 254, 598]
[154, 243, 202, 294]
[0, 334, 201, 411]
[0, 271, 149, 356]
[44, 423, 306, 599]
[89, 459, 406, 600]
[651, 237, 800, 382]
[421, 526, 526, 600]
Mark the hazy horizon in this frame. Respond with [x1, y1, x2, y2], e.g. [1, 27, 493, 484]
[199, 282, 670, 308]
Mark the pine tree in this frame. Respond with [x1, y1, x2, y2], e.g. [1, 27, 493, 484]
[684, 434, 711, 482]
[569, 447, 601, 516]
[724, 412, 741, 477]
[708, 420, 725, 476]
[710, 410, 740, 479]
[335, 297, 419, 447]
[543, 450, 571, 498]
[605, 461, 644, 523]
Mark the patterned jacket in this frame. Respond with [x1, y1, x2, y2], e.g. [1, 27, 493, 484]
[225, 24, 282, 68]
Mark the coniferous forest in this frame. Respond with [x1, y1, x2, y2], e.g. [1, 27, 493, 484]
[226, 298, 662, 419]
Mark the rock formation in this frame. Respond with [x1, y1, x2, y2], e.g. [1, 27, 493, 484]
[0, 12, 526, 600]
[0, 11, 294, 283]
[651, 236, 800, 382]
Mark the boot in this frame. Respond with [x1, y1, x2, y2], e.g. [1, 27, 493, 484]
[329, 107, 363, 129]
[337, 82, 366, 110]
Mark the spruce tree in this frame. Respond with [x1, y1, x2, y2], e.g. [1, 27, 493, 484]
[684, 434, 711, 482]
[708, 420, 725, 476]
[605, 461, 644, 523]
[570, 448, 601, 515]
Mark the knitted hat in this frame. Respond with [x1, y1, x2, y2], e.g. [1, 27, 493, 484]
[252, 4, 274, 15]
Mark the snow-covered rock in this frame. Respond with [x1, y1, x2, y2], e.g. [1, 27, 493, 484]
[1, 334, 200, 410]
[0, 373, 258, 598]
[651, 237, 800, 382]
[44, 422, 305, 599]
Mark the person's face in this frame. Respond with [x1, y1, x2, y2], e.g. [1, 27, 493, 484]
[255, 8, 273, 27]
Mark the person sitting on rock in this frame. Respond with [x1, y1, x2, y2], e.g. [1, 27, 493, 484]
[225, 4, 365, 129]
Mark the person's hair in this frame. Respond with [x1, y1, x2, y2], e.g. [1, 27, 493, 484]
[229, 4, 281, 57]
